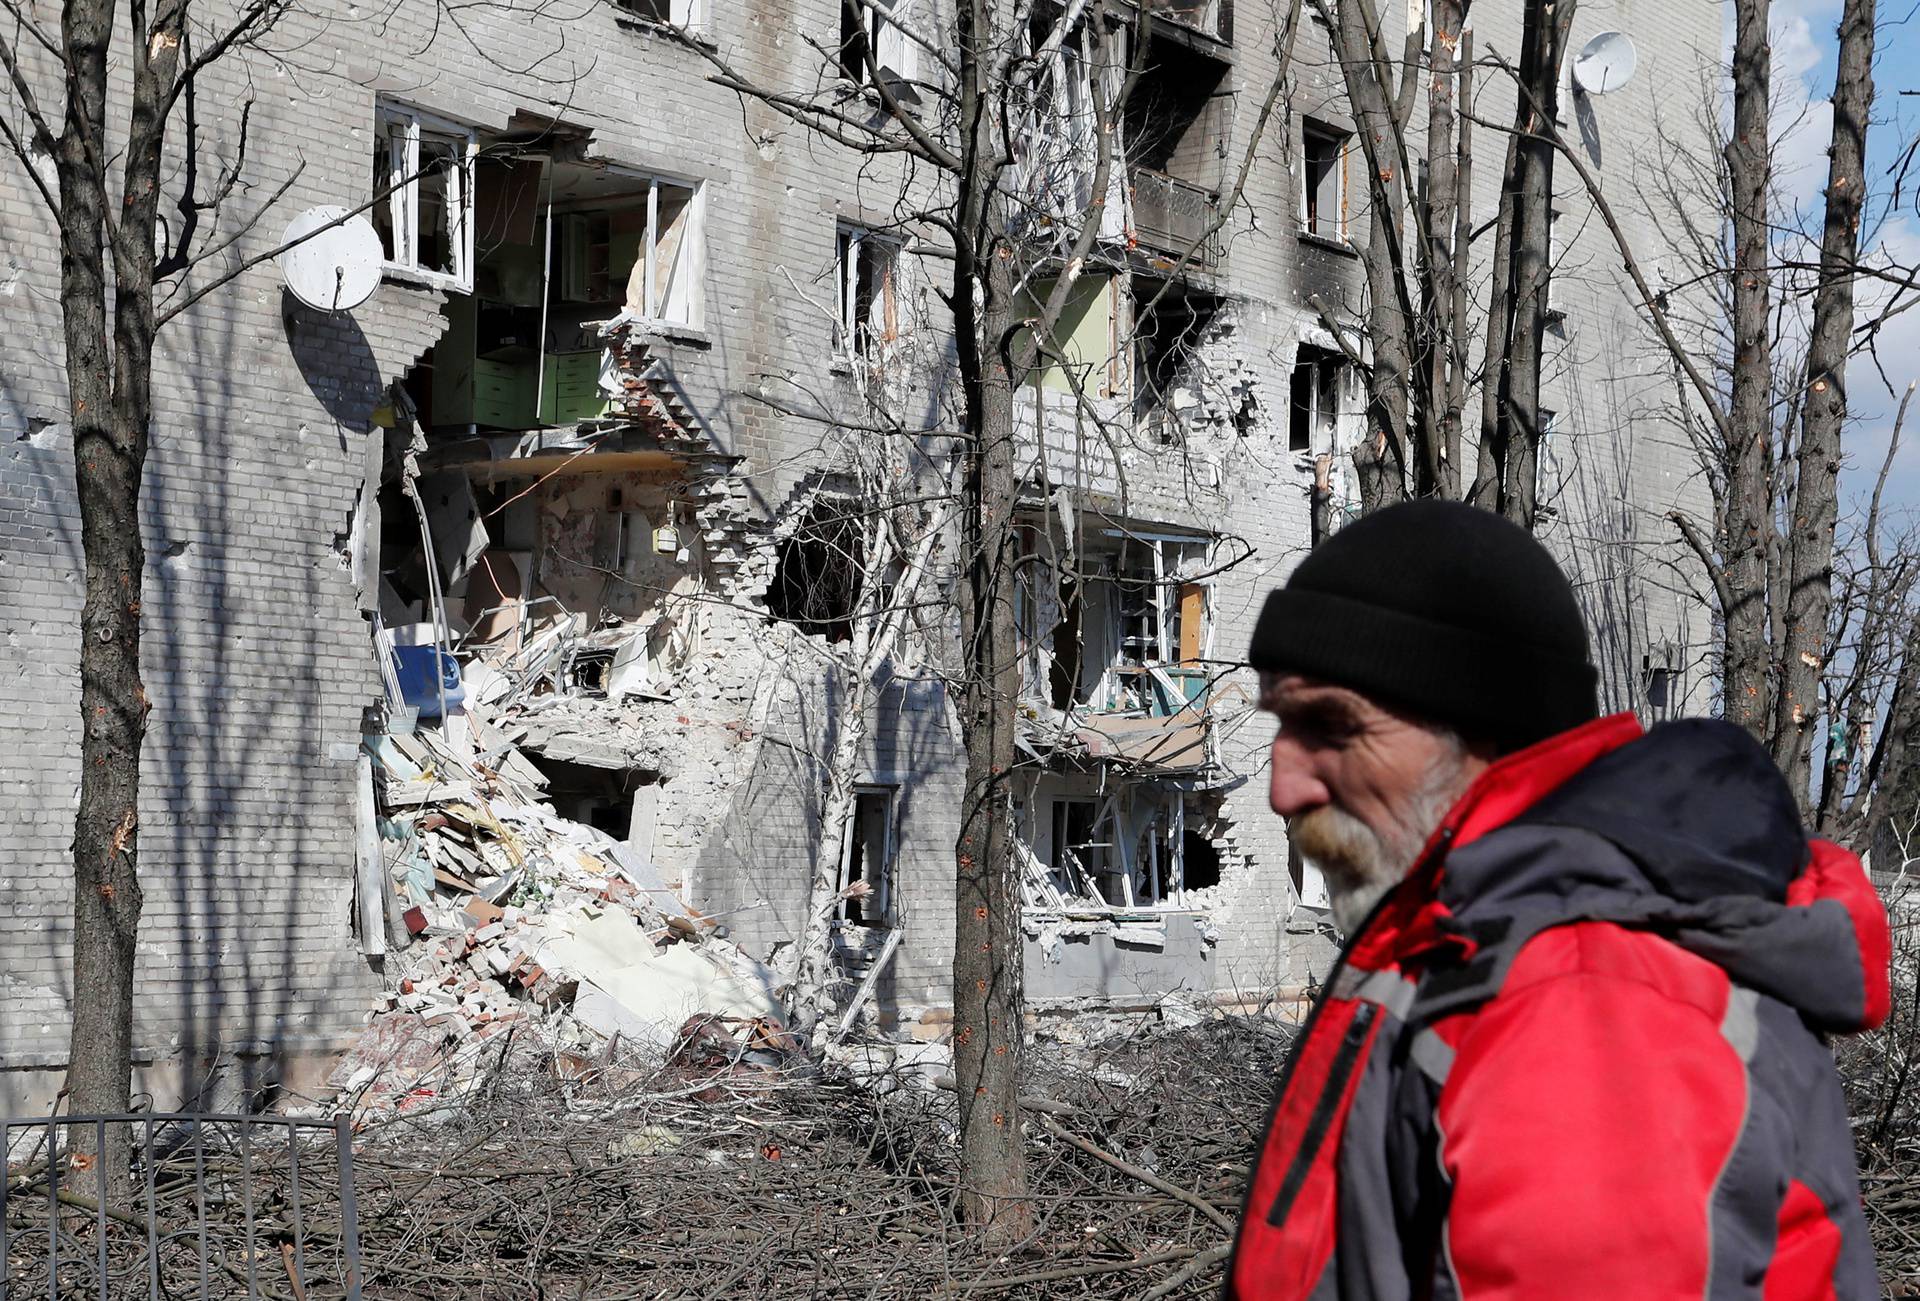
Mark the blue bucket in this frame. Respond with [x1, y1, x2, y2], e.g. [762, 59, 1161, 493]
[391, 644, 466, 718]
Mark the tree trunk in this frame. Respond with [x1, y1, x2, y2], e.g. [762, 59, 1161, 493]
[58, 0, 133, 1202]
[790, 500, 935, 1042]
[1322, 0, 1414, 513]
[1774, 0, 1875, 804]
[790, 711, 867, 1040]
[1441, 25, 1473, 499]
[951, 235, 1034, 1245]
[1420, 0, 1464, 499]
[59, 0, 184, 1203]
[1470, 125, 1520, 511]
[947, 0, 1032, 1236]
[1361, 199, 1411, 515]
[1495, 0, 1573, 530]
[1722, 0, 1775, 739]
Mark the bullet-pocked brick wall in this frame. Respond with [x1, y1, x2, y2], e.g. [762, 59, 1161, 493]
[0, 0, 1723, 1082]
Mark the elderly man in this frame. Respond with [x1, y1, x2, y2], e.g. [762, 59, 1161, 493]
[1227, 500, 1891, 1300]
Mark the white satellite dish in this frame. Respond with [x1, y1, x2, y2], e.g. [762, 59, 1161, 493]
[279, 206, 383, 311]
[1572, 31, 1638, 95]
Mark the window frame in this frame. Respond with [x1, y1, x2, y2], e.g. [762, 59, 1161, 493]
[1545, 205, 1566, 320]
[1300, 120, 1349, 241]
[834, 224, 903, 365]
[375, 103, 479, 292]
[836, 785, 898, 928]
[1289, 343, 1346, 453]
[840, 0, 920, 86]
[1535, 407, 1561, 517]
[553, 171, 706, 329]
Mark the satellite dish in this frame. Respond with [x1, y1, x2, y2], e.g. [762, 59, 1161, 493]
[1572, 31, 1638, 95]
[279, 206, 382, 311]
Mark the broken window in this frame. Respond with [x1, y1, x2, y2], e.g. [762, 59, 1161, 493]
[1049, 798, 1110, 897]
[839, 0, 919, 85]
[557, 174, 703, 326]
[835, 226, 901, 365]
[616, 0, 700, 28]
[1289, 344, 1344, 454]
[1122, 35, 1229, 262]
[1301, 120, 1348, 240]
[525, 756, 656, 841]
[1022, 787, 1231, 913]
[1040, 792, 1220, 908]
[837, 787, 897, 927]
[1182, 827, 1221, 889]
[1088, 534, 1211, 712]
[374, 103, 477, 289]
[1014, 12, 1101, 215]
[1132, 279, 1222, 440]
[768, 498, 865, 643]
[1049, 577, 1083, 712]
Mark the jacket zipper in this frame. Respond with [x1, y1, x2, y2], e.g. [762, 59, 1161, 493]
[1226, 826, 1456, 1283]
[1265, 999, 1379, 1226]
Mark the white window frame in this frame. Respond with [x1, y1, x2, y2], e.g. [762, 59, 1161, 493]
[1105, 532, 1210, 672]
[843, 0, 919, 85]
[1301, 121, 1349, 241]
[640, 174, 705, 328]
[375, 103, 477, 292]
[557, 172, 707, 329]
[836, 785, 897, 927]
[835, 225, 902, 364]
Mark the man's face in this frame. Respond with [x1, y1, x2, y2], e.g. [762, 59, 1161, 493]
[1261, 673, 1489, 933]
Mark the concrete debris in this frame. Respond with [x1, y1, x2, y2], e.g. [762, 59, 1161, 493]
[335, 685, 792, 1121]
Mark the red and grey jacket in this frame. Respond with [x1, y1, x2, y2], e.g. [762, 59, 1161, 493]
[1228, 714, 1893, 1300]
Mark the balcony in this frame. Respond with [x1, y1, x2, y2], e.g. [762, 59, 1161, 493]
[1143, 0, 1230, 42]
[1131, 170, 1221, 268]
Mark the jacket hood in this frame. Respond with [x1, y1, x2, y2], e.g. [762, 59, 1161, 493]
[1406, 717, 1892, 1034]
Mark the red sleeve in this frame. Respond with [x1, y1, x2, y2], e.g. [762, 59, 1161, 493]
[1436, 931, 1747, 1300]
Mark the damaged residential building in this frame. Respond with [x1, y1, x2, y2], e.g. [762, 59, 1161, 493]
[0, 0, 1721, 1105]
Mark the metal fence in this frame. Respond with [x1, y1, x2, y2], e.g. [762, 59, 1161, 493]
[0, 1113, 361, 1300]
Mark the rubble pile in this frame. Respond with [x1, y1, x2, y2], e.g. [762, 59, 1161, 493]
[332, 714, 787, 1119]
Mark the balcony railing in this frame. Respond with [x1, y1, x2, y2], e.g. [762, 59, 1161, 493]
[1131, 170, 1222, 267]
[1144, 0, 1230, 42]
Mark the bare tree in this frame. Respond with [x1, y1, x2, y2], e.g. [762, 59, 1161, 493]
[1472, 0, 1573, 526]
[0, 0, 301, 1198]
[1304, 0, 1585, 524]
[1773, 0, 1877, 799]
[657, 0, 1297, 1239]
[0, 0, 523, 1198]
[1474, 0, 1920, 823]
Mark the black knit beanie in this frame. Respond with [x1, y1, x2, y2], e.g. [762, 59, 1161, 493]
[1248, 500, 1599, 751]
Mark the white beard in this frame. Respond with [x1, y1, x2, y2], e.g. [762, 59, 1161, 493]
[1293, 747, 1472, 937]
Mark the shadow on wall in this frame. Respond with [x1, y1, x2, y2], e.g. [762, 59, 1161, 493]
[689, 653, 958, 1027]
[283, 290, 383, 440]
[99, 278, 392, 1109]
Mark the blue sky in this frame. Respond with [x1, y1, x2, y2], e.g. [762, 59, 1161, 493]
[1771, 0, 1920, 519]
